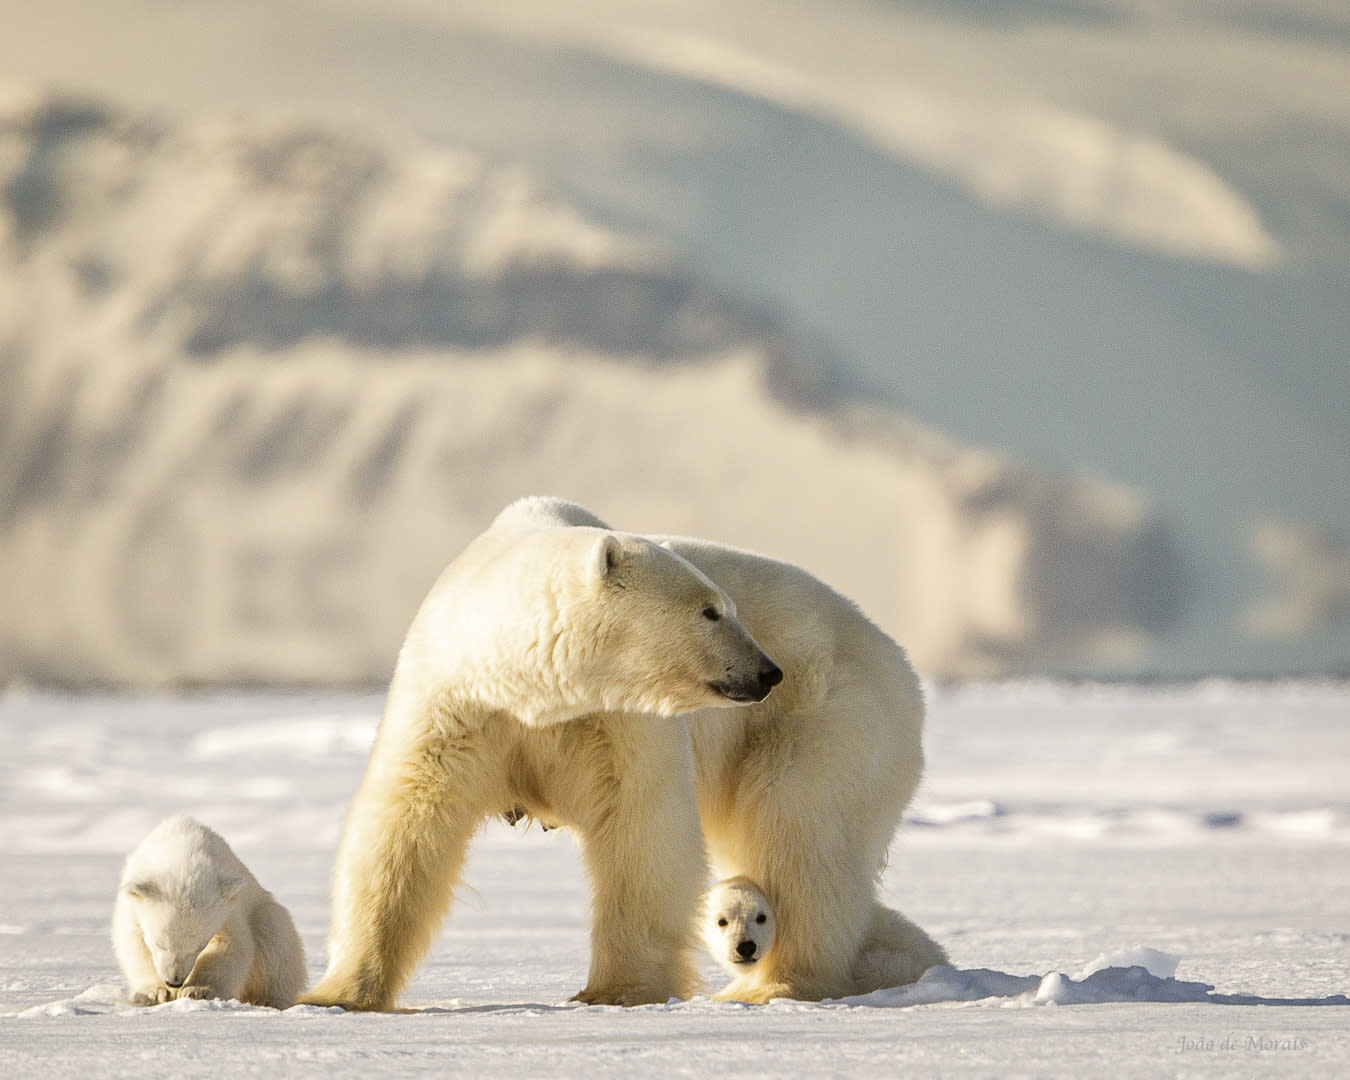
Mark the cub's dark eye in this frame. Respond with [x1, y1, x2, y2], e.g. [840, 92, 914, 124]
[702, 606, 721, 621]
[755, 913, 767, 924]
[717, 918, 728, 927]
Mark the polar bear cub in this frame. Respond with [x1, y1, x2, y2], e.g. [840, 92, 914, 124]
[703, 878, 943, 997]
[113, 816, 306, 1008]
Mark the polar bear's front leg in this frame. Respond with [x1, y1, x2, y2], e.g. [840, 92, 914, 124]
[556, 716, 706, 1005]
[301, 719, 494, 1012]
[112, 893, 169, 1005]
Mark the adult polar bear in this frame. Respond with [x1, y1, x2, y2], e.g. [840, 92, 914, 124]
[514, 497, 947, 1003]
[301, 504, 783, 1011]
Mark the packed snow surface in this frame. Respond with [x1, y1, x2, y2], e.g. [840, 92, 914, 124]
[2, 682, 1347, 1076]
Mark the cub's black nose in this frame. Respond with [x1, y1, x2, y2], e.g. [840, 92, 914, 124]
[736, 940, 758, 959]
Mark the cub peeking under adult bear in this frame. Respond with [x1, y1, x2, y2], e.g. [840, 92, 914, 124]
[703, 876, 945, 997]
[500, 497, 946, 1004]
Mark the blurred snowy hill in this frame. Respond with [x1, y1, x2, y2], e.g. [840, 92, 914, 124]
[0, 91, 1180, 683]
[1, 1, 1348, 682]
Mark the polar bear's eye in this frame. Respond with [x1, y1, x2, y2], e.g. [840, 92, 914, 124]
[701, 606, 721, 622]
[717, 918, 728, 927]
[755, 913, 767, 924]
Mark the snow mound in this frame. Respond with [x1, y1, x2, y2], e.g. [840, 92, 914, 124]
[840, 961, 1346, 1009]
[840, 963, 1213, 1008]
[17, 984, 129, 1018]
[1078, 945, 1178, 980]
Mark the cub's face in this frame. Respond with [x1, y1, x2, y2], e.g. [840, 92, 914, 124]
[576, 533, 782, 717]
[126, 877, 240, 989]
[703, 878, 777, 977]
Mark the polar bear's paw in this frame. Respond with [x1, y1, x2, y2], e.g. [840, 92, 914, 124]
[298, 978, 392, 1012]
[130, 986, 174, 1006]
[572, 982, 676, 1007]
[711, 977, 794, 1005]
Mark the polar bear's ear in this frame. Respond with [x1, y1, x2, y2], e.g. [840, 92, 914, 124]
[124, 881, 159, 901]
[591, 533, 625, 583]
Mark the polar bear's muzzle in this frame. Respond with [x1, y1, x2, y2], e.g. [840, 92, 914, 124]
[709, 659, 783, 704]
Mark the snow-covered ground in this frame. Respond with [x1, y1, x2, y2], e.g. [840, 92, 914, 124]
[2, 682, 1347, 1076]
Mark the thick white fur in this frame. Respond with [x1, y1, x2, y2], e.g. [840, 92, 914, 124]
[703, 877, 944, 996]
[302, 502, 779, 1010]
[516, 497, 946, 1002]
[112, 816, 306, 1008]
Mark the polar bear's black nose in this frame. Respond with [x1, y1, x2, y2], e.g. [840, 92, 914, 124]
[711, 659, 784, 703]
[758, 662, 783, 694]
[164, 978, 184, 988]
[736, 940, 758, 959]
